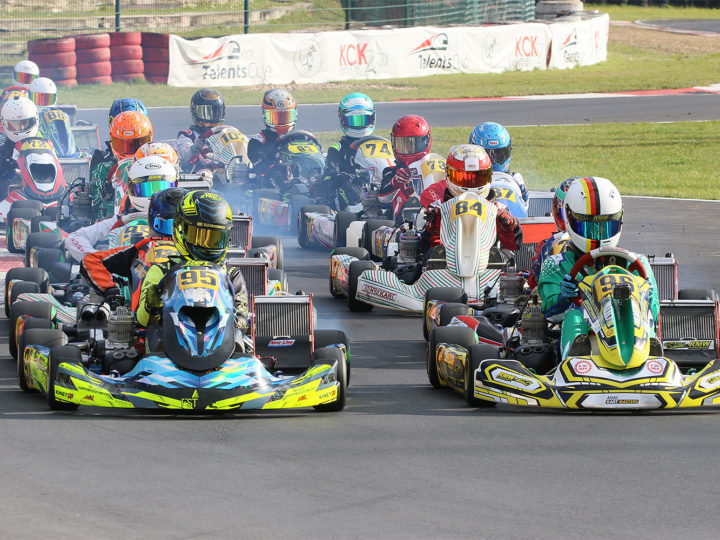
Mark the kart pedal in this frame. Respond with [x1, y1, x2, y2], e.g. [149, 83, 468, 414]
[568, 334, 591, 356]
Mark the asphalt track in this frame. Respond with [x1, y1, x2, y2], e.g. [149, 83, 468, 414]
[4, 84, 720, 537]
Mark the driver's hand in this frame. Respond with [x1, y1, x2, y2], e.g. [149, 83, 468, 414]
[189, 136, 205, 157]
[560, 274, 579, 300]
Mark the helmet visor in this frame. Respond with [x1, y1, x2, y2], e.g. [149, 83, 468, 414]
[264, 109, 297, 127]
[567, 209, 622, 241]
[6, 117, 36, 133]
[29, 92, 55, 107]
[15, 72, 37, 85]
[184, 223, 231, 251]
[111, 133, 153, 158]
[341, 111, 375, 129]
[129, 176, 178, 198]
[193, 104, 224, 125]
[393, 134, 430, 156]
[486, 146, 511, 166]
[446, 164, 492, 190]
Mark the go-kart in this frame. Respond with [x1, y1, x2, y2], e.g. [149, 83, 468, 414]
[428, 247, 720, 410]
[15, 261, 349, 412]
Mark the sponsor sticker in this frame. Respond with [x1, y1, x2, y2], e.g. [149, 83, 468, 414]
[360, 284, 396, 302]
[268, 338, 295, 347]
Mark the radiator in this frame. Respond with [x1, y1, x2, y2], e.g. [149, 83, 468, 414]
[231, 216, 251, 249]
[527, 192, 553, 218]
[59, 158, 90, 184]
[253, 295, 312, 338]
[227, 257, 267, 297]
[647, 255, 678, 301]
[659, 299, 719, 367]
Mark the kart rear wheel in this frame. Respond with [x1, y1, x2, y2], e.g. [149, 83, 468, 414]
[24, 232, 63, 268]
[334, 211, 358, 248]
[17, 322, 56, 392]
[4, 267, 49, 317]
[439, 303, 472, 327]
[252, 188, 282, 217]
[330, 247, 369, 299]
[348, 260, 374, 312]
[678, 288, 718, 301]
[251, 235, 284, 270]
[428, 326, 476, 390]
[297, 205, 332, 249]
[289, 195, 310, 234]
[422, 287, 468, 341]
[314, 330, 350, 385]
[5, 208, 41, 254]
[9, 281, 40, 311]
[9, 301, 55, 360]
[465, 344, 499, 408]
[267, 269, 289, 292]
[47, 346, 81, 411]
[361, 219, 394, 260]
[312, 347, 347, 412]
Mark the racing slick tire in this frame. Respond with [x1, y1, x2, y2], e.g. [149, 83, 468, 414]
[289, 195, 310, 234]
[48, 346, 81, 411]
[267, 269, 289, 292]
[9, 282, 40, 313]
[312, 347, 347, 412]
[329, 247, 370, 299]
[439, 303, 472, 327]
[9, 200, 44, 212]
[9, 301, 54, 359]
[422, 287, 468, 341]
[334, 211, 358, 248]
[5, 208, 41, 253]
[24, 232, 64, 267]
[314, 329, 350, 385]
[297, 205, 332, 249]
[16, 321, 56, 392]
[348, 260, 375, 312]
[678, 288, 718, 301]
[465, 344, 500, 408]
[361, 219, 395, 260]
[5, 267, 49, 317]
[428, 326, 476, 390]
[251, 235, 284, 270]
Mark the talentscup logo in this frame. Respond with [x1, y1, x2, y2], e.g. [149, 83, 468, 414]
[187, 39, 271, 81]
[409, 33, 468, 71]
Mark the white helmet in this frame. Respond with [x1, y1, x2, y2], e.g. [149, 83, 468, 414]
[563, 176, 623, 253]
[445, 144, 493, 198]
[1, 95, 39, 143]
[14, 60, 39, 87]
[127, 156, 178, 213]
[28, 77, 57, 107]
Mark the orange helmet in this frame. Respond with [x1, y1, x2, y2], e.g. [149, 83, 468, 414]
[135, 141, 179, 168]
[109, 110, 153, 160]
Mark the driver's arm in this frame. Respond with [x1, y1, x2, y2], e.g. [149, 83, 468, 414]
[136, 264, 166, 328]
[637, 254, 660, 320]
[537, 252, 576, 322]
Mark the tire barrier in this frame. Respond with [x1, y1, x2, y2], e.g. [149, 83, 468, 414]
[27, 37, 75, 54]
[77, 75, 113, 85]
[74, 33, 111, 86]
[141, 33, 169, 85]
[29, 51, 77, 69]
[42, 66, 77, 82]
[74, 33, 111, 49]
[75, 47, 111, 64]
[77, 62, 112, 78]
[110, 34, 144, 82]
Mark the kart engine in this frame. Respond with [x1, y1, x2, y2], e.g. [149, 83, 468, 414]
[398, 229, 422, 264]
[83, 305, 139, 375]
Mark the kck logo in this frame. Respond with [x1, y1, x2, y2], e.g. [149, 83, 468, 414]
[339, 43, 368, 66]
[515, 36, 538, 58]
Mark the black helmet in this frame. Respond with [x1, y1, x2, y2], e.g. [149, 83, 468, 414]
[173, 191, 233, 263]
[148, 187, 188, 238]
[191, 88, 226, 128]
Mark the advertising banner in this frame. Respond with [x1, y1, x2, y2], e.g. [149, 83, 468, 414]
[168, 17, 607, 87]
[547, 14, 609, 69]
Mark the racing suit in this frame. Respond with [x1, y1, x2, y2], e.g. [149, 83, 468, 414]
[247, 128, 286, 191]
[537, 245, 660, 360]
[176, 124, 213, 173]
[65, 211, 145, 263]
[317, 135, 365, 211]
[527, 231, 569, 289]
[0, 135, 16, 191]
[136, 256, 249, 334]
[377, 163, 417, 219]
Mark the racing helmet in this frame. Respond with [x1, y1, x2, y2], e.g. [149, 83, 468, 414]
[148, 187, 187, 238]
[1, 95, 39, 143]
[173, 191, 233, 263]
[108, 98, 148, 126]
[468, 122, 512, 173]
[563, 176, 623, 253]
[135, 141, 179, 168]
[262, 89, 297, 135]
[553, 177, 580, 231]
[28, 77, 57, 107]
[191, 88, 226, 128]
[127, 156, 178, 213]
[391, 115, 431, 167]
[14, 60, 39, 87]
[445, 144, 493, 198]
[339, 92, 375, 138]
[109, 111, 153, 160]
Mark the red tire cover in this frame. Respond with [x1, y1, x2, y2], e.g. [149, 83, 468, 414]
[142, 46, 169, 63]
[111, 59, 144, 75]
[141, 33, 170, 48]
[42, 65, 78, 81]
[75, 47, 111, 63]
[73, 33, 111, 50]
[27, 37, 75, 54]
[110, 32, 142, 46]
[144, 61, 169, 77]
[77, 62, 112, 78]
[110, 45, 143, 61]
[111, 73, 146, 83]
[77, 75, 113, 85]
[29, 51, 77, 68]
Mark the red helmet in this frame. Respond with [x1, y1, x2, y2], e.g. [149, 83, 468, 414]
[445, 144, 493, 198]
[391, 115, 431, 167]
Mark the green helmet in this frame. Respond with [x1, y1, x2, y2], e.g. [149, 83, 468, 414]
[173, 191, 233, 263]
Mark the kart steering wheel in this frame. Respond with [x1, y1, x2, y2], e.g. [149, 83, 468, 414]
[568, 247, 646, 306]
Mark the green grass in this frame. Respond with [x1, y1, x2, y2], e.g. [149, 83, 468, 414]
[317, 120, 720, 200]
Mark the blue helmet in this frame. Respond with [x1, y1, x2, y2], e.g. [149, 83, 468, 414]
[468, 122, 512, 172]
[148, 187, 187, 238]
[339, 92, 375, 138]
[109, 98, 148, 126]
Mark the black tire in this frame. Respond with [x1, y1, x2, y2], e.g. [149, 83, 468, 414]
[16, 321, 55, 392]
[9, 301, 54, 359]
[422, 287, 468, 341]
[252, 188, 282, 216]
[297, 205, 331, 249]
[6, 208, 42, 253]
[37, 249, 64, 275]
[361, 219, 394, 258]
[267, 269, 288, 292]
[9, 282, 40, 309]
[314, 329, 350, 385]
[9, 200, 44, 212]
[465, 344, 500, 407]
[47, 346, 81, 411]
[678, 288, 718, 301]
[439, 303, 471, 327]
[331, 247, 370, 260]
[428, 326, 476, 390]
[42, 206, 59, 220]
[24, 232, 63, 267]
[5, 267, 49, 317]
[334, 211, 358, 248]
[289, 195, 310, 233]
[251, 235, 284, 270]
[312, 347, 347, 412]
[348, 260, 375, 312]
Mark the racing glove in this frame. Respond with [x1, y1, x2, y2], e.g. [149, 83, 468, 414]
[560, 274, 579, 301]
[103, 286, 125, 311]
[189, 136, 206, 157]
[390, 168, 414, 194]
[145, 284, 163, 310]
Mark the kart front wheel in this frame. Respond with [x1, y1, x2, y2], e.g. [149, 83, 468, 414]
[334, 211, 358, 248]
[428, 326, 476, 390]
[5, 208, 41, 254]
[9, 300, 55, 360]
[47, 346, 81, 411]
[312, 347, 347, 412]
[314, 330, 350, 385]
[4, 267, 49, 317]
[348, 260, 374, 312]
[465, 344, 499, 408]
[16, 320, 55, 392]
[422, 287, 468, 341]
